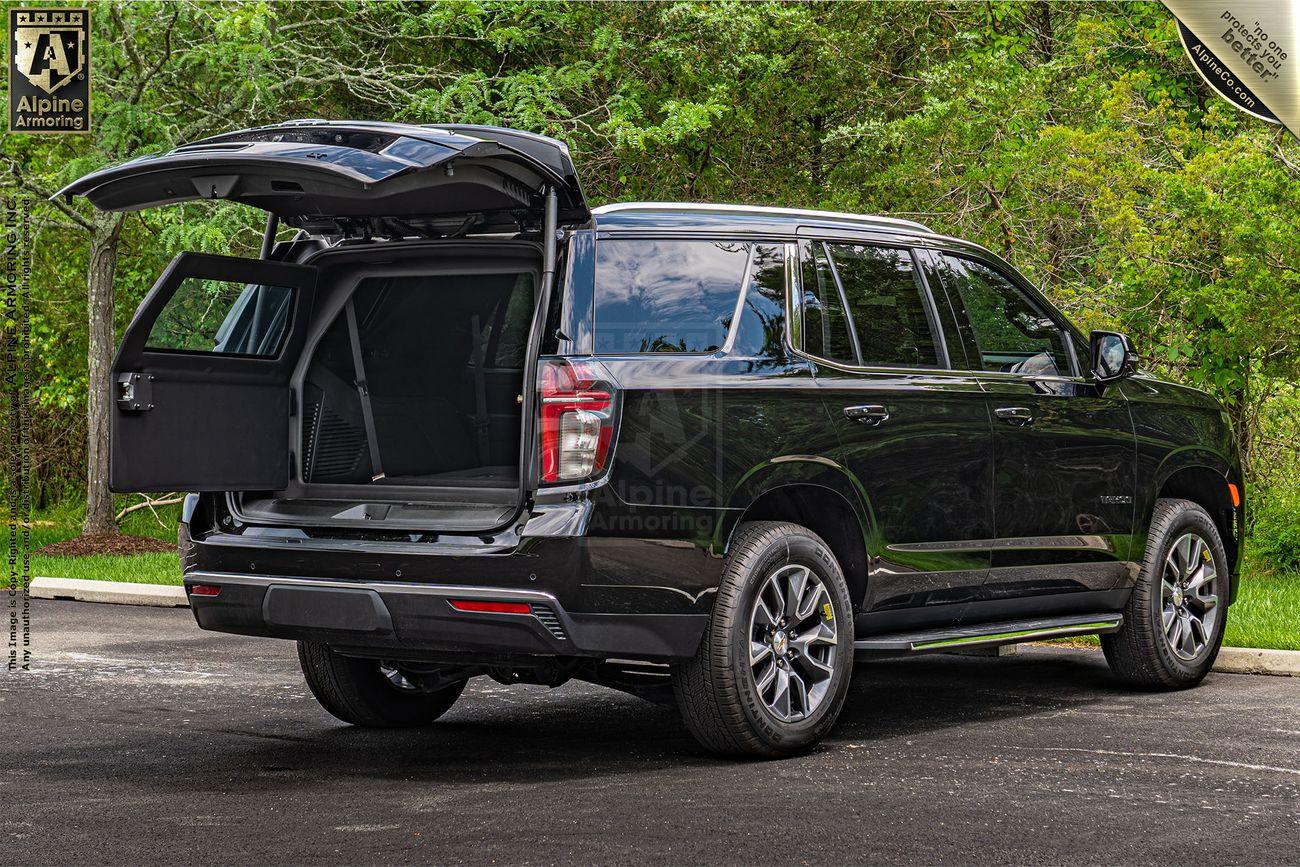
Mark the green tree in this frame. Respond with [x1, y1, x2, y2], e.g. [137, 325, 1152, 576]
[3, 1, 1296, 553]
[3, 0, 456, 532]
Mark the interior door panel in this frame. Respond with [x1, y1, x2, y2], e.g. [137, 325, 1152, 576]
[110, 253, 318, 492]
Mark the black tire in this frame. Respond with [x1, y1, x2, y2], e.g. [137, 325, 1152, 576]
[671, 521, 855, 757]
[297, 641, 467, 727]
[1102, 498, 1229, 689]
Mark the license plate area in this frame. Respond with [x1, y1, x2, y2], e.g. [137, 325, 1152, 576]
[262, 585, 393, 634]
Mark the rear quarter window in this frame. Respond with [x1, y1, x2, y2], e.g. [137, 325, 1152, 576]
[594, 239, 750, 353]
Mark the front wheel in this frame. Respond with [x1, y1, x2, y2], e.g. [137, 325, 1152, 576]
[298, 641, 467, 727]
[672, 521, 855, 757]
[1103, 498, 1229, 689]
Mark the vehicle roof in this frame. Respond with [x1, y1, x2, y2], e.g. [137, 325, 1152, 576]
[590, 201, 937, 237]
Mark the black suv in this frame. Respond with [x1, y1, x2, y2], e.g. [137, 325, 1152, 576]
[64, 121, 1244, 756]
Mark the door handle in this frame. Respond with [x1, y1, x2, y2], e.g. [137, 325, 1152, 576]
[843, 404, 890, 426]
[994, 406, 1033, 426]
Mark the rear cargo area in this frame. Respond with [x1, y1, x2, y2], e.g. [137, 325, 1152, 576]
[236, 242, 539, 530]
[301, 270, 532, 488]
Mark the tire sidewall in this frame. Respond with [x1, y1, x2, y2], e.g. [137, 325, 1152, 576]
[728, 531, 854, 751]
[1146, 505, 1229, 680]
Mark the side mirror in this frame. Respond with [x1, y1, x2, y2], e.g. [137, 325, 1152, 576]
[1090, 330, 1137, 383]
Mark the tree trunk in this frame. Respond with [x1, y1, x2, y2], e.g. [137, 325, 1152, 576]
[82, 214, 124, 536]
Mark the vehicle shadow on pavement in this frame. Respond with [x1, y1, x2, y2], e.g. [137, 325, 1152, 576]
[834, 647, 1118, 741]
[159, 647, 1123, 788]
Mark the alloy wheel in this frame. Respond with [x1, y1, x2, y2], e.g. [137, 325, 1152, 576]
[1160, 532, 1220, 662]
[748, 564, 838, 722]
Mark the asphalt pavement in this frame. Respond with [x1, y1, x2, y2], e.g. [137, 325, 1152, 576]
[2, 599, 1298, 865]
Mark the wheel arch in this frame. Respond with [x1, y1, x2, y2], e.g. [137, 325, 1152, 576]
[715, 459, 874, 609]
[1152, 454, 1241, 596]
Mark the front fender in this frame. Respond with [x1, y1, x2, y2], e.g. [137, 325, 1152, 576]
[1145, 446, 1234, 522]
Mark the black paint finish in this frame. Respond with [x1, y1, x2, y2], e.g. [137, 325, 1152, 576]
[150, 203, 1239, 662]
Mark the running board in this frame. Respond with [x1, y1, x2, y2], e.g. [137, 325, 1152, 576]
[853, 613, 1124, 654]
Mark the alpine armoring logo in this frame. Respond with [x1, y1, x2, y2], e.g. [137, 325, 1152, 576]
[8, 8, 91, 134]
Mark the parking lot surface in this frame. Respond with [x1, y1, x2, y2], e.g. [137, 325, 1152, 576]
[3, 599, 1298, 864]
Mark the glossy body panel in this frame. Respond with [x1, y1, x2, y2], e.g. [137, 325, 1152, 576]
[915, 242, 1141, 603]
[1120, 374, 1243, 594]
[595, 355, 836, 510]
[165, 202, 1241, 662]
[976, 373, 1138, 595]
[810, 362, 994, 615]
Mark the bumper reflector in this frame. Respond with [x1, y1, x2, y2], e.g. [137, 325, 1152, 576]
[189, 584, 221, 597]
[1228, 483, 1241, 508]
[448, 599, 532, 615]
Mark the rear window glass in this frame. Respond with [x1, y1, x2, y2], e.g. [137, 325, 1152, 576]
[800, 242, 855, 364]
[594, 239, 750, 353]
[828, 243, 939, 368]
[145, 278, 293, 357]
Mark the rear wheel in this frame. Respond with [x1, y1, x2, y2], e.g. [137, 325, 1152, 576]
[672, 521, 855, 757]
[1103, 498, 1228, 688]
[297, 641, 467, 727]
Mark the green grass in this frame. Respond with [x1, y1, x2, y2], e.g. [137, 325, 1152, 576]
[1053, 563, 1300, 652]
[8, 497, 181, 548]
[6, 499, 1299, 650]
[32, 551, 182, 584]
[5, 497, 183, 586]
[1224, 564, 1300, 651]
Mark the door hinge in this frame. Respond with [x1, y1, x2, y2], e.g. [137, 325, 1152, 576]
[116, 372, 154, 412]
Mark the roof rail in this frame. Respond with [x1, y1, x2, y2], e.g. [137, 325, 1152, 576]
[591, 201, 933, 233]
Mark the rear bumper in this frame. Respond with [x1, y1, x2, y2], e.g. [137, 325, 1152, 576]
[184, 571, 708, 661]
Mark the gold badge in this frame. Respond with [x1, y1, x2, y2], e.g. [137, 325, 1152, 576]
[8, 8, 91, 133]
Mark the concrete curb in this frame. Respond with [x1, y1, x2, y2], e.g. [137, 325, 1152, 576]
[30, 576, 188, 608]
[1213, 647, 1300, 677]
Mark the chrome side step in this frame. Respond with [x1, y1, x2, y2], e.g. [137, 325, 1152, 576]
[853, 613, 1124, 654]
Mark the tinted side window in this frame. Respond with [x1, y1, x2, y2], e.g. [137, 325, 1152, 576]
[594, 239, 750, 353]
[828, 244, 938, 368]
[731, 244, 786, 358]
[800, 242, 855, 364]
[939, 256, 1069, 377]
[146, 278, 293, 357]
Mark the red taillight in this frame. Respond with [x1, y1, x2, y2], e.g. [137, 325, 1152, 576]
[538, 358, 617, 484]
[448, 599, 533, 615]
[189, 584, 221, 597]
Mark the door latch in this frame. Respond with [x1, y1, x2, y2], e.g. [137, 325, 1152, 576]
[116, 372, 154, 412]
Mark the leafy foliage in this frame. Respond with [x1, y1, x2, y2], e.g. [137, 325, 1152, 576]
[1, 2, 1296, 544]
